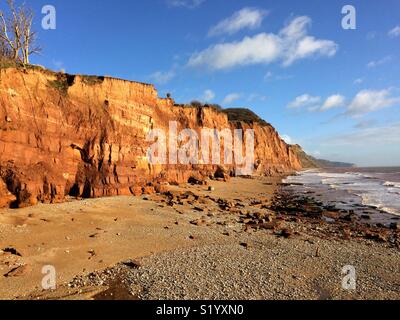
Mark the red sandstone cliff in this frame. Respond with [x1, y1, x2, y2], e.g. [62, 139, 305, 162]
[0, 68, 302, 208]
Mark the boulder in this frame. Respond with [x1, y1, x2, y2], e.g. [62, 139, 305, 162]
[154, 184, 169, 194]
[4, 265, 31, 278]
[214, 166, 230, 180]
[0, 180, 16, 208]
[130, 186, 143, 196]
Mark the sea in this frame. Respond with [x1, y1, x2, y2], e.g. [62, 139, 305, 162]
[283, 167, 400, 225]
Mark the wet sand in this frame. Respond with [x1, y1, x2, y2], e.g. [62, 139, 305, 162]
[0, 176, 399, 300]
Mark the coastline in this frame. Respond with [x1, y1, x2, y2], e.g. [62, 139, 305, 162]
[0, 176, 398, 300]
[283, 167, 400, 224]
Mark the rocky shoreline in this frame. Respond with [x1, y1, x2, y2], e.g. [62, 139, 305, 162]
[10, 176, 398, 300]
[271, 187, 400, 247]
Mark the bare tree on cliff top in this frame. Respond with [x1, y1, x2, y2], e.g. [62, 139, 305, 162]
[0, 37, 12, 59]
[0, 0, 41, 65]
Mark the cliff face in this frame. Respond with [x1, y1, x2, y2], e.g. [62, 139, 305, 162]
[288, 145, 320, 169]
[0, 68, 301, 208]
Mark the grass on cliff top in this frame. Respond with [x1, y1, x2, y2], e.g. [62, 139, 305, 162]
[47, 73, 76, 96]
[0, 58, 57, 76]
[173, 101, 269, 126]
[48, 77, 69, 96]
[222, 108, 270, 126]
[81, 75, 105, 86]
[175, 101, 223, 113]
[0, 58, 70, 96]
[47, 74, 104, 97]
[0, 58, 17, 70]
[0, 59, 104, 86]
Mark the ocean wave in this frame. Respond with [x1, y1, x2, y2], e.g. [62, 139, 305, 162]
[388, 190, 400, 196]
[283, 172, 322, 185]
[318, 172, 352, 178]
[282, 169, 400, 218]
[360, 193, 400, 216]
[383, 181, 400, 188]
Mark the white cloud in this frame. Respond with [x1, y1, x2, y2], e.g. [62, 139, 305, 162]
[307, 105, 320, 112]
[149, 70, 175, 84]
[188, 16, 338, 70]
[208, 7, 268, 37]
[247, 93, 267, 102]
[320, 94, 345, 111]
[201, 89, 215, 102]
[354, 78, 363, 85]
[347, 88, 400, 116]
[367, 55, 392, 68]
[279, 15, 310, 39]
[310, 150, 321, 157]
[287, 94, 320, 109]
[264, 71, 273, 80]
[281, 16, 337, 66]
[324, 122, 400, 146]
[304, 149, 321, 157]
[52, 60, 65, 72]
[222, 93, 241, 105]
[167, 0, 204, 9]
[354, 119, 376, 129]
[388, 25, 400, 38]
[188, 33, 281, 70]
[264, 71, 293, 81]
[281, 134, 293, 144]
[288, 89, 400, 116]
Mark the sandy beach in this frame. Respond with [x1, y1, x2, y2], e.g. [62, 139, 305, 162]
[0, 176, 398, 300]
[1, 0, 400, 307]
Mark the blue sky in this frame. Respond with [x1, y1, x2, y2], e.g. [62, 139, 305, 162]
[15, 0, 400, 166]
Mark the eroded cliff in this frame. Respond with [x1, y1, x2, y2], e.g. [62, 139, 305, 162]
[0, 68, 301, 208]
